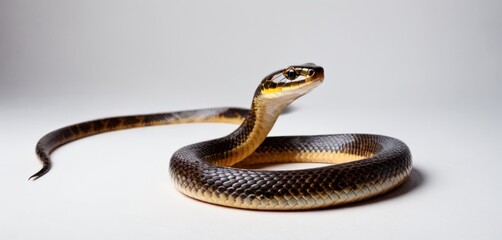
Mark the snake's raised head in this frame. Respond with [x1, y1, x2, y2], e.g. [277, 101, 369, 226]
[257, 63, 324, 103]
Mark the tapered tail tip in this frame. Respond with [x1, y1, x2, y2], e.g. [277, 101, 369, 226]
[28, 174, 40, 181]
[28, 167, 50, 181]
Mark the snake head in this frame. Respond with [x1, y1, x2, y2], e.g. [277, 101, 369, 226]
[258, 63, 324, 101]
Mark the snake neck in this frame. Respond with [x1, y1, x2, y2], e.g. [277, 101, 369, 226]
[208, 96, 289, 166]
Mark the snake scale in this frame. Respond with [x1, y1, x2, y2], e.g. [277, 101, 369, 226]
[30, 63, 412, 210]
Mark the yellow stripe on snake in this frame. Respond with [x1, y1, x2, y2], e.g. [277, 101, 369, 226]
[30, 63, 412, 210]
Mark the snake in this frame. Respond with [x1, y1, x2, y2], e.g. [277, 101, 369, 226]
[30, 63, 412, 210]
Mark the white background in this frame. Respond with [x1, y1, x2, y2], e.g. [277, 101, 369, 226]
[1, 0, 501, 239]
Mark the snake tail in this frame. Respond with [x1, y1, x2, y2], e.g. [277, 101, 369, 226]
[30, 107, 248, 180]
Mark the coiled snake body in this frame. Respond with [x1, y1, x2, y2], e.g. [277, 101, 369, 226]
[31, 64, 412, 210]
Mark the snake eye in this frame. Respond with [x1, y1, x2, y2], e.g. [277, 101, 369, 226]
[284, 68, 297, 80]
[308, 69, 315, 76]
